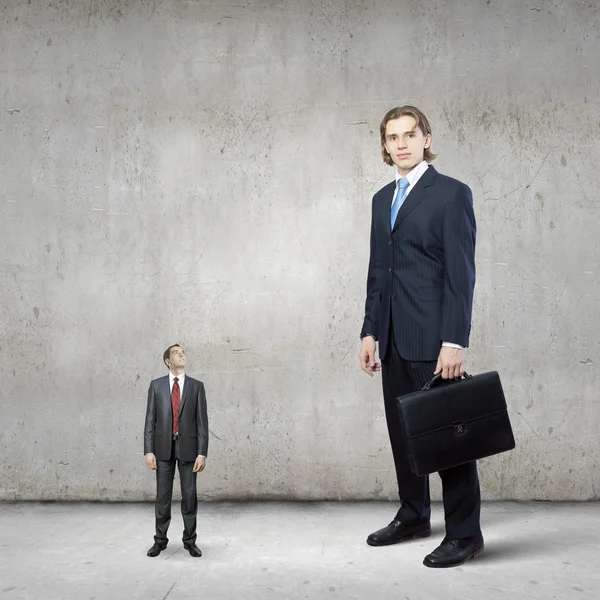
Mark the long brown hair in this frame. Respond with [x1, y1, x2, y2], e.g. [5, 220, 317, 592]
[380, 105, 437, 165]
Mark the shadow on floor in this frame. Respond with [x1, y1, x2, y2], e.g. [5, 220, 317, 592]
[475, 533, 585, 564]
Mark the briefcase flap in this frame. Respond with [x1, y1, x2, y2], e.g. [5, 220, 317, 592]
[400, 371, 507, 439]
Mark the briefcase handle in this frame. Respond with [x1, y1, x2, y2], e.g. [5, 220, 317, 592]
[421, 372, 473, 391]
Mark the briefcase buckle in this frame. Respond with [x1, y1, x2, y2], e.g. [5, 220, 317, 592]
[453, 421, 467, 435]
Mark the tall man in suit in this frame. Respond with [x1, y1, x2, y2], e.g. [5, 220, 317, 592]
[359, 106, 483, 568]
[144, 344, 209, 558]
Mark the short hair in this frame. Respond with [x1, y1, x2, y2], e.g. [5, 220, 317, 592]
[380, 105, 437, 166]
[163, 344, 180, 368]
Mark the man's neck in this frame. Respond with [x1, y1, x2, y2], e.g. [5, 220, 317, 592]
[170, 368, 185, 377]
[397, 160, 426, 179]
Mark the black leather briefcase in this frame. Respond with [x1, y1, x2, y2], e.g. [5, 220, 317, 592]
[396, 371, 515, 477]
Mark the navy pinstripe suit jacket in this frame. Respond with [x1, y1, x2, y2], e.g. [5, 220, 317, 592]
[361, 165, 476, 362]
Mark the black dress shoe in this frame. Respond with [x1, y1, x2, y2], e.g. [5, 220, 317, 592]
[184, 543, 202, 557]
[423, 534, 484, 568]
[147, 543, 167, 557]
[367, 519, 431, 546]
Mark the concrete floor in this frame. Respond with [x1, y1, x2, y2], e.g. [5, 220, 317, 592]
[0, 502, 598, 600]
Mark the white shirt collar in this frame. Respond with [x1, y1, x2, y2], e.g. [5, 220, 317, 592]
[395, 160, 429, 187]
[169, 371, 185, 385]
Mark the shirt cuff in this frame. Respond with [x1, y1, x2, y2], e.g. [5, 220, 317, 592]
[442, 341, 463, 349]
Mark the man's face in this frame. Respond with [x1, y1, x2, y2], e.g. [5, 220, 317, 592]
[384, 116, 431, 176]
[167, 346, 186, 370]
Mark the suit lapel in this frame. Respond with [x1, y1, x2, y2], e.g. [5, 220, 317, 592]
[392, 165, 437, 232]
[178, 376, 191, 416]
[379, 181, 396, 237]
[159, 376, 170, 404]
[157, 376, 171, 430]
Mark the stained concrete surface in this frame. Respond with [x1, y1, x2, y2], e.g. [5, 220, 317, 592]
[0, 502, 599, 600]
[2, 1, 600, 501]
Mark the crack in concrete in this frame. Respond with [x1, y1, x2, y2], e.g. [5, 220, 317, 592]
[161, 580, 177, 599]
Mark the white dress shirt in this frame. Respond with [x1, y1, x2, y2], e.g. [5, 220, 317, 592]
[169, 371, 185, 398]
[394, 161, 463, 351]
[393, 159, 430, 205]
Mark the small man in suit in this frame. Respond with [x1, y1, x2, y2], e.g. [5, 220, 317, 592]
[359, 106, 483, 567]
[144, 344, 208, 557]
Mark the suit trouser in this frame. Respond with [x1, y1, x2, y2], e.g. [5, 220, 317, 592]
[154, 438, 198, 546]
[382, 331, 481, 539]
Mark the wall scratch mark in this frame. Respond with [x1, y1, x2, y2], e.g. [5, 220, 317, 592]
[516, 411, 541, 440]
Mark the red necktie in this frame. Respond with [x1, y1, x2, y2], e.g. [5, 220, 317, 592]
[171, 377, 180, 434]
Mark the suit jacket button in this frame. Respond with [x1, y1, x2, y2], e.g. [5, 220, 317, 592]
[391, 295, 396, 300]
[388, 267, 392, 272]
[388, 240, 392, 246]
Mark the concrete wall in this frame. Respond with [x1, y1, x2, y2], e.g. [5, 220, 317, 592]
[1, 0, 599, 501]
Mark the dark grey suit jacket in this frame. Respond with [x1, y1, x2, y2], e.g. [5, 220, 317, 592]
[143, 375, 209, 462]
[361, 165, 476, 362]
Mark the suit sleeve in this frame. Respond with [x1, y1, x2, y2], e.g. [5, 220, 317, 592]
[196, 382, 209, 457]
[361, 198, 382, 339]
[440, 183, 476, 347]
[143, 382, 156, 455]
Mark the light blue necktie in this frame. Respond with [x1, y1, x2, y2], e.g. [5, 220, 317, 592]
[390, 177, 410, 228]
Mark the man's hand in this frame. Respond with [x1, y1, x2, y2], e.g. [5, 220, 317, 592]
[360, 336, 381, 377]
[193, 456, 206, 473]
[434, 346, 465, 379]
[145, 452, 157, 470]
